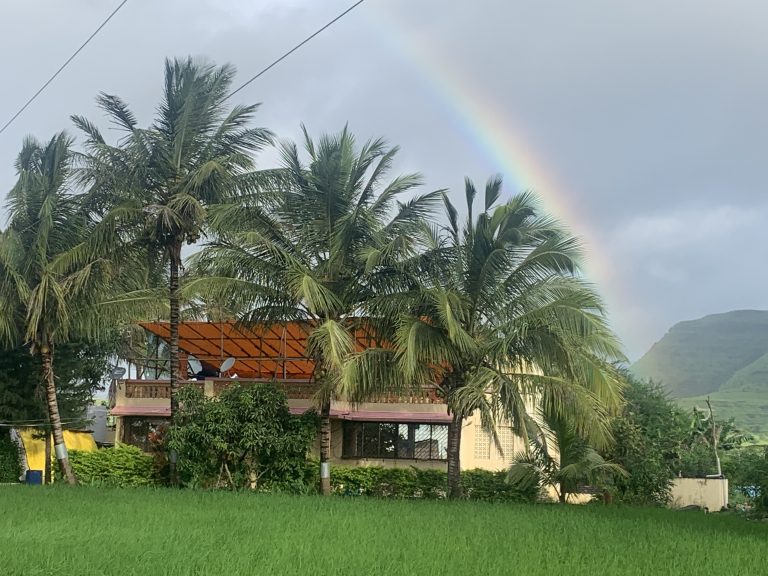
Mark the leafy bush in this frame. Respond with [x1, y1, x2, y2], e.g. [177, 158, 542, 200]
[607, 377, 687, 505]
[167, 383, 317, 490]
[69, 445, 155, 487]
[330, 466, 536, 502]
[0, 431, 21, 482]
[678, 442, 717, 478]
[463, 469, 540, 502]
[723, 446, 768, 514]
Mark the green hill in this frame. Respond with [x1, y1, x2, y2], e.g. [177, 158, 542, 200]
[631, 310, 768, 439]
[722, 352, 768, 393]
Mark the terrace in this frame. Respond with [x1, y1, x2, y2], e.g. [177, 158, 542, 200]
[110, 321, 451, 461]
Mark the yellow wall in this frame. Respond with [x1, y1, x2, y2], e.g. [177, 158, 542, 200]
[18, 429, 97, 473]
[670, 478, 729, 511]
[460, 411, 525, 471]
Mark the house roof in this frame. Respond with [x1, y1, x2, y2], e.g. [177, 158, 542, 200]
[139, 321, 381, 380]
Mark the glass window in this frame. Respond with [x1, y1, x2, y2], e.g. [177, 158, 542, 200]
[342, 421, 448, 461]
[123, 417, 169, 451]
[361, 422, 380, 457]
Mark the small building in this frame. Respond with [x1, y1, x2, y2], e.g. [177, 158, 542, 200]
[109, 321, 521, 472]
[85, 404, 115, 447]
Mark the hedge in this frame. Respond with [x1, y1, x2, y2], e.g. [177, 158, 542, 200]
[70, 445, 156, 487]
[330, 466, 539, 502]
[0, 431, 21, 483]
[65, 445, 538, 502]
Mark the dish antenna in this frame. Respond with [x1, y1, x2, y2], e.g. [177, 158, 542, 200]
[220, 358, 236, 373]
[187, 358, 202, 373]
[109, 367, 126, 380]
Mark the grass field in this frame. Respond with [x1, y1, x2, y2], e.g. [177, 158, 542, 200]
[1, 487, 766, 576]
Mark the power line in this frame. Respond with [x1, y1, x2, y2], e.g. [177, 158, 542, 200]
[0, 0, 130, 137]
[0, 420, 85, 428]
[226, 0, 366, 101]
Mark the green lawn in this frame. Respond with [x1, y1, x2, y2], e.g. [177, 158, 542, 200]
[1, 487, 766, 576]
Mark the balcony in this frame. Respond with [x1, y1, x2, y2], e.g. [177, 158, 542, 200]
[112, 379, 442, 406]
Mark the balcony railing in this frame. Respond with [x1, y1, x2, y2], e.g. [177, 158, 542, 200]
[124, 381, 203, 399]
[124, 381, 170, 399]
[119, 379, 442, 404]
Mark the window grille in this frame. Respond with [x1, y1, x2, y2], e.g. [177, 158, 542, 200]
[474, 426, 491, 460]
[497, 426, 516, 463]
[342, 422, 448, 461]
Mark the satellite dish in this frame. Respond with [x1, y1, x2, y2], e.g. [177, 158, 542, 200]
[220, 358, 236, 373]
[110, 367, 126, 380]
[188, 358, 202, 373]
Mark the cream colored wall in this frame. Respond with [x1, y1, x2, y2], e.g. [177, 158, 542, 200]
[460, 410, 524, 471]
[670, 478, 729, 511]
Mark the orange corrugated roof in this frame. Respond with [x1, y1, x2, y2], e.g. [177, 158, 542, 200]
[139, 321, 382, 380]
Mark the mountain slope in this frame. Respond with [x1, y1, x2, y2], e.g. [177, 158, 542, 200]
[631, 310, 768, 439]
[722, 352, 768, 393]
[632, 310, 768, 398]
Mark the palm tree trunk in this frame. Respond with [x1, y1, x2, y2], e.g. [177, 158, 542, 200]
[168, 237, 183, 485]
[447, 412, 463, 499]
[319, 399, 332, 496]
[40, 345, 77, 485]
[44, 425, 52, 485]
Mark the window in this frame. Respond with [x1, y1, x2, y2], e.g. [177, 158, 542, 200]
[122, 417, 169, 451]
[474, 425, 517, 462]
[342, 422, 448, 460]
[497, 426, 516, 463]
[474, 426, 491, 460]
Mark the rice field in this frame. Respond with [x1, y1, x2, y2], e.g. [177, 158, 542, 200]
[1, 486, 766, 576]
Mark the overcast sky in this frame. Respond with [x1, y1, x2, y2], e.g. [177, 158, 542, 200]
[2, 0, 767, 360]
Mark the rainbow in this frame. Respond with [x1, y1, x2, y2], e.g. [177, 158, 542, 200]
[364, 4, 627, 340]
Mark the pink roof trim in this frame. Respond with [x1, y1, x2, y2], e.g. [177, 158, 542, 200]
[110, 406, 171, 417]
[339, 411, 452, 423]
[112, 405, 451, 423]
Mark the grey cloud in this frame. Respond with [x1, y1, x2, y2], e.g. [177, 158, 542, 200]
[2, 0, 768, 359]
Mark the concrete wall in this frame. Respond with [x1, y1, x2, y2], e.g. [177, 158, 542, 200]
[670, 478, 729, 511]
[459, 411, 528, 471]
[318, 410, 528, 472]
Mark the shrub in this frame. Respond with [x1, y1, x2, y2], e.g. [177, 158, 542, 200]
[0, 431, 21, 483]
[678, 442, 718, 478]
[607, 377, 687, 505]
[330, 466, 536, 502]
[462, 469, 539, 502]
[723, 446, 768, 514]
[167, 383, 318, 490]
[69, 445, 155, 487]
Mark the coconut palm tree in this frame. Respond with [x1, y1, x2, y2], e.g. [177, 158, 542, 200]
[72, 57, 275, 457]
[0, 133, 122, 484]
[191, 126, 439, 495]
[370, 176, 626, 498]
[508, 410, 628, 503]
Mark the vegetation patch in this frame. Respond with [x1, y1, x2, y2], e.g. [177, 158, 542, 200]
[69, 445, 155, 488]
[0, 431, 20, 483]
[0, 487, 766, 575]
[330, 466, 538, 502]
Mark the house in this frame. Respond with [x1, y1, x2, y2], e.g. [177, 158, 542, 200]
[109, 321, 522, 472]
